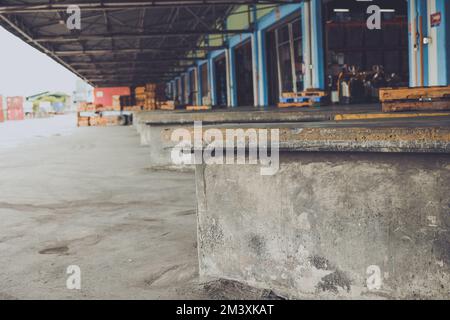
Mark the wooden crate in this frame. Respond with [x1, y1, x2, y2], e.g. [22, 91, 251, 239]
[77, 117, 90, 127]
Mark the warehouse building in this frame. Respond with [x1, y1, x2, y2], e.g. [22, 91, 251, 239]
[166, 0, 449, 108]
[0, 0, 449, 300]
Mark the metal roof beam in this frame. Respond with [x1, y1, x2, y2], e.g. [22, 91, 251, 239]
[0, 1, 293, 14]
[35, 29, 251, 43]
[77, 67, 188, 73]
[55, 46, 222, 56]
[69, 58, 201, 66]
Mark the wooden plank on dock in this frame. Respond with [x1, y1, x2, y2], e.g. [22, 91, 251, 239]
[277, 102, 311, 108]
[379, 86, 450, 112]
[379, 86, 450, 102]
[382, 100, 450, 112]
[186, 105, 210, 111]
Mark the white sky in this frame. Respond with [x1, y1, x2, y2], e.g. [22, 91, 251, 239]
[0, 26, 86, 98]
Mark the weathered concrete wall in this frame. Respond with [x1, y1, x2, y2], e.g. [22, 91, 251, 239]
[140, 124, 180, 166]
[135, 105, 377, 126]
[140, 120, 450, 169]
[195, 152, 450, 299]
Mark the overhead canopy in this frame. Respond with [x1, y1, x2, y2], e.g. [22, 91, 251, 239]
[0, 0, 294, 87]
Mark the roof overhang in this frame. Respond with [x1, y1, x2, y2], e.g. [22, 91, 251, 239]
[0, 0, 295, 87]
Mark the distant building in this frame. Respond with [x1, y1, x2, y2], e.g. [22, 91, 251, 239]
[26, 92, 71, 113]
[73, 79, 93, 105]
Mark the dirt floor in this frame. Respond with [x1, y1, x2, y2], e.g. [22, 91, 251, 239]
[0, 114, 272, 300]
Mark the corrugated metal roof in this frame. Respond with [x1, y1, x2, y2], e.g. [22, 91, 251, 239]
[0, 1, 290, 86]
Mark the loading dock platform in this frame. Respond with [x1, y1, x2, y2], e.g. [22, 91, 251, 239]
[190, 118, 450, 299]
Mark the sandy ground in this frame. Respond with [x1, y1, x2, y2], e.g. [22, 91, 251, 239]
[0, 115, 241, 300]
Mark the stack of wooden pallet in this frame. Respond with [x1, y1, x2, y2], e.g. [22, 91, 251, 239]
[77, 113, 90, 127]
[135, 87, 147, 109]
[379, 86, 450, 112]
[159, 101, 176, 110]
[186, 105, 210, 111]
[77, 110, 125, 127]
[133, 83, 167, 110]
[145, 83, 157, 110]
[77, 103, 96, 112]
[123, 106, 144, 112]
[77, 114, 122, 127]
[278, 90, 327, 108]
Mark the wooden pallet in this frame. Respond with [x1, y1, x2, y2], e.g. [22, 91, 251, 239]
[77, 117, 89, 127]
[186, 105, 210, 111]
[379, 86, 450, 102]
[280, 91, 328, 108]
[281, 90, 327, 98]
[382, 100, 450, 112]
[301, 90, 327, 97]
[380, 86, 450, 112]
[159, 104, 175, 110]
[278, 102, 311, 108]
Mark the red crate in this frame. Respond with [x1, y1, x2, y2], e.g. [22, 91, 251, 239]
[0, 95, 3, 122]
[7, 96, 24, 111]
[7, 107, 24, 121]
[6, 96, 24, 121]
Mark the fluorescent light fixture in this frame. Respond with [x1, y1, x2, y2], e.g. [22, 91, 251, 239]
[380, 9, 396, 12]
[334, 9, 350, 13]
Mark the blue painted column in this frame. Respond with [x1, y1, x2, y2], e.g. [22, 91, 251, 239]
[251, 5, 260, 107]
[435, 0, 449, 85]
[417, 0, 429, 86]
[310, 0, 325, 90]
[228, 46, 237, 107]
[187, 71, 192, 105]
[208, 56, 217, 106]
[197, 64, 203, 105]
[302, 2, 312, 90]
[174, 78, 179, 102]
[426, 0, 441, 86]
[257, 29, 268, 107]
[447, 0, 450, 84]
[180, 75, 185, 104]
[167, 81, 171, 100]
[408, 0, 418, 87]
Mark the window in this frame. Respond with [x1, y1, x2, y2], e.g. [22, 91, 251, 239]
[292, 19, 304, 92]
[183, 74, 189, 105]
[274, 17, 303, 94]
[176, 78, 182, 103]
[189, 69, 197, 105]
[200, 63, 209, 101]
